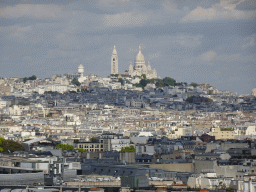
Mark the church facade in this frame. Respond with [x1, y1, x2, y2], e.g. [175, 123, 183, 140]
[111, 46, 157, 79]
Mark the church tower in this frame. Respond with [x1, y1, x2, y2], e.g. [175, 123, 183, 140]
[111, 46, 118, 75]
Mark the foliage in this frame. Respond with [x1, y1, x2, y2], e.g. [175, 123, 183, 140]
[71, 78, 81, 86]
[141, 74, 146, 79]
[186, 95, 196, 103]
[76, 148, 86, 153]
[0, 138, 4, 152]
[140, 79, 148, 87]
[190, 82, 199, 87]
[23, 75, 37, 83]
[110, 74, 119, 77]
[220, 128, 234, 131]
[226, 186, 235, 191]
[74, 139, 79, 143]
[90, 137, 98, 143]
[55, 143, 74, 150]
[45, 113, 52, 117]
[17, 101, 30, 106]
[0, 138, 25, 152]
[208, 90, 213, 95]
[120, 145, 136, 152]
[162, 77, 176, 86]
[118, 78, 124, 85]
[23, 77, 28, 83]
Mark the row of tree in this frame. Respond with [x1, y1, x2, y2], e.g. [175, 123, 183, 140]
[134, 77, 199, 89]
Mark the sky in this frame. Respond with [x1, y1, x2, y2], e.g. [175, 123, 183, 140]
[0, 0, 256, 95]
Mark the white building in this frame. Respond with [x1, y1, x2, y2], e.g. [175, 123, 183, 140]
[111, 46, 118, 75]
[128, 46, 157, 79]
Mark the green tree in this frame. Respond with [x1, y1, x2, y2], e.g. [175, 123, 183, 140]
[0, 138, 25, 152]
[71, 78, 81, 86]
[190, 82, 199, 87]
[0, 138, 4, 152]
[76, 148, 85, 153]
[90, 137, 98, 143]
[155, 80, 164, 88]
[118, 78, 124, 85]
[186, 95, 196, 103]
[45, 113, 52, 117]
[141, 74, 146, 79]
[23, 77, 28, 83]
[120, 145, 136, 152]
[29, 75, 37, 80]
[18, 101, 30, 106]
[55, 144, 74, 150]
[163, 77, 176, 86]
[139, 79, 148, 87]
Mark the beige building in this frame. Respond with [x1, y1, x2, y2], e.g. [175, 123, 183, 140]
[0, 84, 12, 96]
[210, 127, 234, 140]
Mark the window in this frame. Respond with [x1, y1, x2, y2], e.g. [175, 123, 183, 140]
[113, 58, 115, 61]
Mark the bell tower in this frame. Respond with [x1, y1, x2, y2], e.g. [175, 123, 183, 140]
[111, 45, 118, 75]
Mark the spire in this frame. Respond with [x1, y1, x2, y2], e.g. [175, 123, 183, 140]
[139, 45, 141, 52]
[112, 45, 117, 55]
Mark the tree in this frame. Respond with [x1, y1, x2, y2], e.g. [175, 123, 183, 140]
[90, 137, 98, 143]
[29, 75, 37, 80]
[190, 82, 199, 87]
[0, 138, 4, 152]
[23, 77, 28, 83]
[45, 113, 52, 117]
[141, 74, 146, 79]
[186, 95, 196, 103]
[120, 145, 136, 152]
[55, 144, 74, 150]
[0, 138, 25, 152]
[71, 78, 81, 86]
[118, 78, 124, 85]
[139, 79, 148, 87]
[76, 148, 86, 153]
[163, 77, 176, 86]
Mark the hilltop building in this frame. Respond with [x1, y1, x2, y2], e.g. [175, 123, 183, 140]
[111, 46, 157, 79]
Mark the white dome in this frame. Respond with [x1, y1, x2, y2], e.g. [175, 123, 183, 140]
[78, 64, 84, 69]
[135, 46, 145, 62]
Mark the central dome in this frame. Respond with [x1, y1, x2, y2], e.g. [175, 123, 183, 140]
[135, 46, 145, 62]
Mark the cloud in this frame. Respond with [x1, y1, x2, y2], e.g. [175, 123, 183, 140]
[103, 12, 149, 26]
[242, 34, 256, 48]
[0, 4, 62, 18]
[181, 0, 256, 22]
[149, 52, 160, 60]
[199, 51, 216, 61]
[97, 0, 131, 6]
[175, 34, 203, 47]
